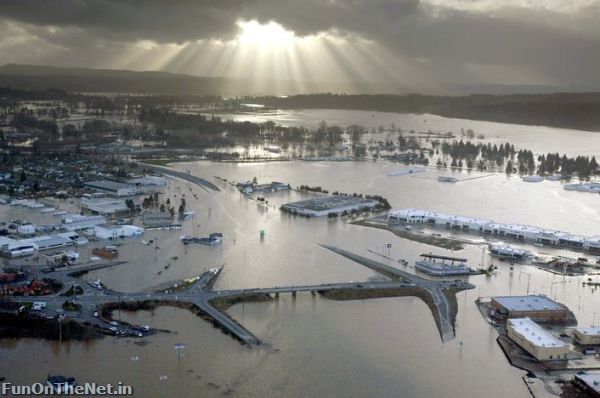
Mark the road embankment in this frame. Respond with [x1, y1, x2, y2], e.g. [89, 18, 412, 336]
[351, 219, 465, 250]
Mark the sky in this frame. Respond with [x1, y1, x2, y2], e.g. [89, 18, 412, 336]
[1, 0, 600, 93]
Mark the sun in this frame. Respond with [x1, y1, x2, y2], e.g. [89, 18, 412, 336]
[237, 20, 295, 48]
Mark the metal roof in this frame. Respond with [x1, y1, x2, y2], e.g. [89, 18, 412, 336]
[493, 295, 563, 312]
[508, 318, 566, 347]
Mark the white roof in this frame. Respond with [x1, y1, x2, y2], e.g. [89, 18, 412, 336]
[576, 327, 600, 336]
[494, 295, 563, 312]
[389, 208, 594, 244]
[576, 373, 600, 393]
[508, 318, 566, 348]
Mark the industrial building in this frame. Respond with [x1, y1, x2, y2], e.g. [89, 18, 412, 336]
[0, 236, 36, 257]
[84, 180, 139, 196]
[81, 197, 129, 216]
[491, 295, 568, 322]
[281, 196, 380, 217]
[388, 208, 600, 253]
[16, 223, 35, 236]
[21, 235, 74, 251]
[573, 373, 600, 397]
[236, 181, 290, 194]
[573, 327, 600, 346]
[507, 318, 569, 361]
[142, 211, 175, 227]
[94, 224, 144, 239]
[127, 176, 167, 193]
[61, 214, 107, 230]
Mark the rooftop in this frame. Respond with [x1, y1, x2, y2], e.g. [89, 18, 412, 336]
[576, 327, 600, 336]
[85, 180, 134, 191]
[284, 196, 379, 212]
[493, 295, 563, 312]
[508, 317, 566, 348]
[389, 208, 597, 245]
[575, 373, 600, 393]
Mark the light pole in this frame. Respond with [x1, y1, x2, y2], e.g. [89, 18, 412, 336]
[159, 375, 167, 398]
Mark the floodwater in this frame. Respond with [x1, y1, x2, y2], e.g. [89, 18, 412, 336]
[209, 108, 600, 157]
[2, 113, 600, 398]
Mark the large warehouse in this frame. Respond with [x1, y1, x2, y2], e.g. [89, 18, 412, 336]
[84, 180, 139, 197]
[573, 327, 600, 346]
[507, 318, 569, 361]
[491, 295, 568, 322]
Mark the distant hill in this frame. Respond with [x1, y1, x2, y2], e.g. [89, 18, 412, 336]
[0, 64, 411, 96]
[0, 64, 578, 96]
[0, 64, 240, 95]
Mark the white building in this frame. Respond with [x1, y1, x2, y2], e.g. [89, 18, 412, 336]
[573, 327, 600, 346]
[16, 224, 36, 236]
[0, 236, 36, 257]
[21, 235, 73, 251]
[61, 214, 107, 230]
[573, 372, 600, 397]
[81, 198, 129, 216]
[388, 208, 600, 253]
[127, 176, 167, 193]
[506, 317, 569, 361]
[94, 224, 144, 239]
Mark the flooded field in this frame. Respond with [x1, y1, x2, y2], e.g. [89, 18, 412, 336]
[204, 108, 600, 157]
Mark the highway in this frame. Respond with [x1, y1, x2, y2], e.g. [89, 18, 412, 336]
[320, 245, 475, 342]
[140, 163, 220, 191]
[7, 246, 474, 346]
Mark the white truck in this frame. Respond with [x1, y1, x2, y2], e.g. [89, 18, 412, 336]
[32, 302, 47, 311]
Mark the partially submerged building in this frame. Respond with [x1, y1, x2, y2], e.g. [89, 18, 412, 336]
[573, 327, 600, 346]
[81, 196, 129, 216]
[414, 254, 473, 276]
[573, 372, 600, 397]
[94, 224, 144, 239]
[61, 214, 107, 230]
[491, 295, 568, 322]
[388, 208, 600, 253]
[142, 211, 174, 227]
[507, 317, 569, 361]
[84, 180, 139, 197]
[127, 176, 166, 193]
[281, 196, 380, 217]
[236, 181, 289, 194]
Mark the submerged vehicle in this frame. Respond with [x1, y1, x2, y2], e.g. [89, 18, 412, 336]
[46, 375, 76, 394]
[89, 279, 104, 290]
[181, 233, 223, 246]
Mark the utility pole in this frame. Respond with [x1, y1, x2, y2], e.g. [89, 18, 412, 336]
[519, 271, 533, 295]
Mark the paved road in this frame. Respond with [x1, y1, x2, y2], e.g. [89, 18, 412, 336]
[140, 163, 220, 191]
[321, 245, 475, 342]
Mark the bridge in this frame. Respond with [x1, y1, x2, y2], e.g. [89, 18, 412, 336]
[9, 246, 474, 346]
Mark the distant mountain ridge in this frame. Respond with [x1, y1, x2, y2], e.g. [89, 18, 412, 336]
[0, 63, 411, 96]
[0, 63, 585, 96]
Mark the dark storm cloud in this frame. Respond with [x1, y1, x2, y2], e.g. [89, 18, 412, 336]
[0, 0, 424, 43]
[0, 0, 599, 87]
